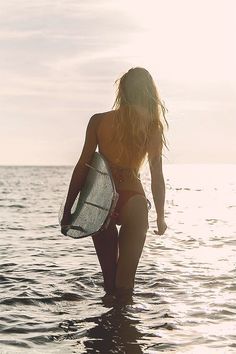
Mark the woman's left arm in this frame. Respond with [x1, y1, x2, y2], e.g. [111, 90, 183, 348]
[61, 114, 99, 226]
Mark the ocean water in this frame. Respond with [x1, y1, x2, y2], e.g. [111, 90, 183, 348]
[0, 164, 235, 354]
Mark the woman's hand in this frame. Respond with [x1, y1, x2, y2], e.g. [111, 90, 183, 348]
[60, 212, 71, 236]
[155, 217, 167, 235]
[61, 225, 70, 236]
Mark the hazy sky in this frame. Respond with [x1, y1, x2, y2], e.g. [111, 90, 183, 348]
[0, 0, 235, 165]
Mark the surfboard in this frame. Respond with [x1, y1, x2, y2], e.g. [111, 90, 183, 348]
[59, 152, 119, 239]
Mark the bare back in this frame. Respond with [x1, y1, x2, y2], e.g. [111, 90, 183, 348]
[97, 111, 145, 194]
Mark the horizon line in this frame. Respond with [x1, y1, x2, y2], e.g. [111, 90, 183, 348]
[0, 162, 235, 167]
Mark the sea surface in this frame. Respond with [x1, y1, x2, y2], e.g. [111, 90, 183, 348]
[0, 164, 235, 354]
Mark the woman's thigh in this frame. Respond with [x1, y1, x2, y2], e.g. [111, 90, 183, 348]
[116, 195, 149, 289]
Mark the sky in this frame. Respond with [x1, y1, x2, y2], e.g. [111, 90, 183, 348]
[0, 0, 235, 165]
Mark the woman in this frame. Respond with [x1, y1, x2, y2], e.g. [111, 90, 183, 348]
[61, 67, 168, 299]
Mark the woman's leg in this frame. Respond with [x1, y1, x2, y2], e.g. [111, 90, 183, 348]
[115, 195, 148, 292]
[92, 221, 119, 294]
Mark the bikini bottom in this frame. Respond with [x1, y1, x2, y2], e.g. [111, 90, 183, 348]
[116, 190, 144, 213]
[113, 190, 151, 224]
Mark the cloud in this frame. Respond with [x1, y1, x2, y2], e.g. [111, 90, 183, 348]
[0, 0, 140, 98]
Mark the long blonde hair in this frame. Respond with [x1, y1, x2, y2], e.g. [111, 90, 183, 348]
[113, 67, 168, 168]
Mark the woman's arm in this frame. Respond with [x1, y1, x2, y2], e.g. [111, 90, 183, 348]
[149, 156, 167, 235]
[147, 125, 167, 235]
[149, 156, 165, 216]
[61, 114, 99, 226]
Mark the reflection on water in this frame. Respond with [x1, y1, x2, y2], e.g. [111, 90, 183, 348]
[56, 298, 175, 354]
[0, 165, 236, 353]
[59, 305, 145, 353]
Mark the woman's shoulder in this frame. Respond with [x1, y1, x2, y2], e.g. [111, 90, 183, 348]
[86, 111, 116, 139]
[91, 110, 115, 119]
[88, 110, 115, 126]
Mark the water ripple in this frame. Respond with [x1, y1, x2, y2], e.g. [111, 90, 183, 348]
[0, 165, 235, 353]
